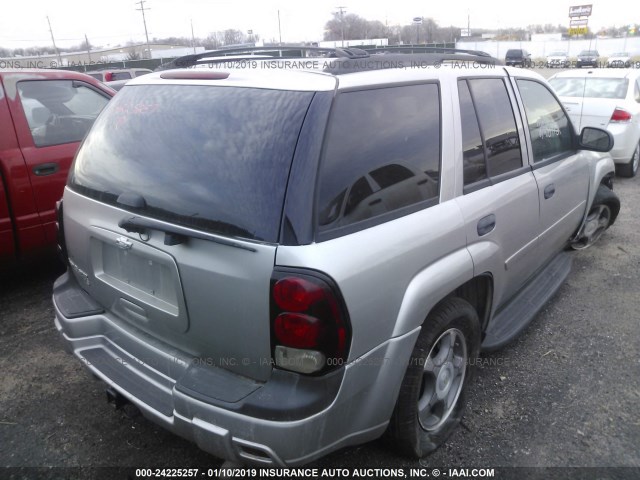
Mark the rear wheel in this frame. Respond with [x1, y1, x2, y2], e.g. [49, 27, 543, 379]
[572, 185, 620, 250]
[386, 297, 480, 457]
[616, 141, 639, 178]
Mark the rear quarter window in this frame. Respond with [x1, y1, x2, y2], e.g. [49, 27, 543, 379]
[317, 83, 441, 237]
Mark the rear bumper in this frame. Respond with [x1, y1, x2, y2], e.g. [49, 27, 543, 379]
[608, 124, 639, 164]
[53, 271, 419, 466]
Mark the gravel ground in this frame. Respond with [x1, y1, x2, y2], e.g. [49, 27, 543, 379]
[1, 175, 639, 480]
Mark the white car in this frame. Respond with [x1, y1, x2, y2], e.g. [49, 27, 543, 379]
[546, 51, 569, 68]
[607, 52, 632, 68]
[549, 69, 640, 177]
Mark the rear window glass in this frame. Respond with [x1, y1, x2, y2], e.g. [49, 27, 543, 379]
[70, 85, 314, 242]
[111, 72, 133, 81]
[549, 77, 629, 99]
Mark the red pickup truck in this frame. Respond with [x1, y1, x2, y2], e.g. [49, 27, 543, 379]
[1, 69, 114, 262]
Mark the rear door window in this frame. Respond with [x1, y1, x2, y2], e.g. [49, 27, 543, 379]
[465, 78, 523, 178]
[458, 80, 487, 185]
[317, 83, 441, 235]
[70, 85, 314, 243]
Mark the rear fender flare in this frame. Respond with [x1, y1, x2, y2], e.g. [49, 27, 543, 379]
[391, 248, 475, 338]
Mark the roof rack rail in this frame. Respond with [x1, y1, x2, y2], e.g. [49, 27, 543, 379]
[155, 45, 503, 75]
[156, 46, 370, 70]
[321, 51, 503, 74]
[363, 46, 494, 57]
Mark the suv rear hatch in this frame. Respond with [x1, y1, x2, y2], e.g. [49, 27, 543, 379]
[64, 82, 316, 382]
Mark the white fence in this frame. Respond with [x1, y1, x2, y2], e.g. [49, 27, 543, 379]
[457, 37, 640, 59]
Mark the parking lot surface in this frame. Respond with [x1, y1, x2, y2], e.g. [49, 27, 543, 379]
[1, 142, 639, 478]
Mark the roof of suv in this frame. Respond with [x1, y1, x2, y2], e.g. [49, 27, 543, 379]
[124, 47, 535, 92]
[127, 61, 540, 93]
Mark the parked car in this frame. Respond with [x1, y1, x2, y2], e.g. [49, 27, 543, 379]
[546, 51, 569, 68]
[576, 50, 600, 68]
[549, 69, 640, 177]
[0, 69, 114, 262]
[86, 68, 152, 82]
[505, 48, 532, 67]
[607, 52, 632, 68]
[53, 48, 619, 467]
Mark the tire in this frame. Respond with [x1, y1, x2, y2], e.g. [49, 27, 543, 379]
[571, 184, 620, 250]
[386, 297, 480, 458]
[616, 141, 639, 178]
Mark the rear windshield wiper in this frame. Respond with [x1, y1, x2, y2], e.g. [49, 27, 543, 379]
[118, 216, 257, 252]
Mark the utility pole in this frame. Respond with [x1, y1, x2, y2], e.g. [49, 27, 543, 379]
[336, 6, 346, 47]
[46, 16, 63, 66]
[190, 19, 196, 54]
[278, 10, 282, 45]
[135, 0, 152, 59]
[85, 34, 92, 63]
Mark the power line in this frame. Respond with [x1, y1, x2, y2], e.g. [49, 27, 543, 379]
[190, 19, 196, 54]
[135, 0, 152, 59]
[85, 34, 92, 62]
[336, 6, 346, 47]
[46, 16, 63, 65]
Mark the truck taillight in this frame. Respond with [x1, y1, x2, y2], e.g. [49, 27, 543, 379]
[55, 200, 68, 264]
[610, 108, 632, 123]
[270, 271, 350, 375]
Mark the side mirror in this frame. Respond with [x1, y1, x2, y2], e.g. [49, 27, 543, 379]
[579, 127, 613, 153]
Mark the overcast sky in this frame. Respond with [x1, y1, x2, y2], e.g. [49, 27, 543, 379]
[0, 0, 635, 49]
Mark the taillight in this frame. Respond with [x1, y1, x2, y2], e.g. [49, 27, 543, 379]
[55, 199, 68, 264]
[270, 271, 351, 375]
[274, 313, 323, 348]
[610, 108, 632, 123]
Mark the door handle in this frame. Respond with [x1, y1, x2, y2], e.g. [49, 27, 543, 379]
[33, 163, 59, 176]
[477, 214, 496, 237]
[544, 184, 556, 199]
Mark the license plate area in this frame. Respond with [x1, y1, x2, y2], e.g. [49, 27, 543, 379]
[89, 227, 188, 332]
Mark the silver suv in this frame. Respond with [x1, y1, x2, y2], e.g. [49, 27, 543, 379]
[53, 47, 620, 466]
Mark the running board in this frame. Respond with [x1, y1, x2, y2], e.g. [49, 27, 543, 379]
[481, 252, 572, 351]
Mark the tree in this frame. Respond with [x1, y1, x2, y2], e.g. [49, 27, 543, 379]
[126, 50, 142, 60]
[203, 32, 222, 50]
[399, 18, 445, 44]
[323, 13, 391, 41]
[223, 29, 245, 46]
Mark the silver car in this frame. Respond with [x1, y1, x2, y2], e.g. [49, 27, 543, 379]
[53, 48, 620, 466]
